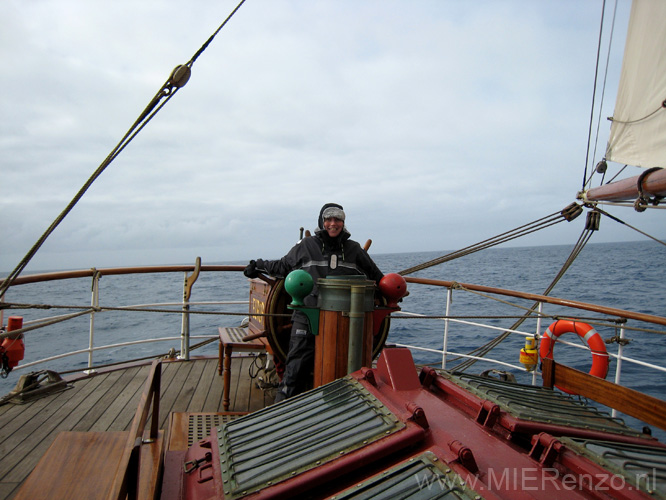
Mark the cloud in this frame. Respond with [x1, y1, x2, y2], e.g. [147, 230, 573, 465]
[1, 0, 661, 273]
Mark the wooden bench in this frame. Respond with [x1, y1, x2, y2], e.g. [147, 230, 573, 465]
[14, 360, 164, 500]
[218, 326, 270, 411]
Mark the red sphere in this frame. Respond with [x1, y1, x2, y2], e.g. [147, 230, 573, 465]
[379, 273, 407, 307]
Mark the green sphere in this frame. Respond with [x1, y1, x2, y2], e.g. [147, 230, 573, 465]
[284, 270, 314, 306]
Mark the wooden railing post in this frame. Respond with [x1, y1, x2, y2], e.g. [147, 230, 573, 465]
[107, 359, 163, 500]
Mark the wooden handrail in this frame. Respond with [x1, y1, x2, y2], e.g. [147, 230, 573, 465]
[107, 359, 162, 500]
[404, 276, 666, 327]
[541, 358, 666, 431]
[5, 267, 664, 328]
[2, 265, 245, 287]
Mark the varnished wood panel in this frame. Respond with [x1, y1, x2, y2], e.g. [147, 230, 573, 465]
[542, 358, 666, 431]
[13, 431, 128, 500]
[0, 356, 268, 500]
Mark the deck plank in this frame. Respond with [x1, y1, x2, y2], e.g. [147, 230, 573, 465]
[1, 374, 114, 483]
[0, 375, 102, 478]
[171, 359, 207, 415]
[156, 361, 194, 429]
[187, 359, 218, 412]
[0, 382, 83, 461]
[203, 360, 225, 412]
[234, 356, 274, 412]
[228, 356, 245, 411]
[0, 356, 269, 500]
[90, 366, 146, 432]
[71, 368, 139, 431]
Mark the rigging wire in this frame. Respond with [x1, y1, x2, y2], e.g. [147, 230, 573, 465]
[453, 226, 597, 372]
[392, 202, 592, 371]
[397, 204, 582, 276]
[0, 0, 248, 299]
[582, 0, 609, 192]
[604, 163, 628, 185]
[585, 0, 620, 191]
[595, 208, 666, 246]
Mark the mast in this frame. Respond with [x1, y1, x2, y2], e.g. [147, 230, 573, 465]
[580, 168, 666, 203]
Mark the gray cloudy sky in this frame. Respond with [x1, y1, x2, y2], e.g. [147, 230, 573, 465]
[1, 0, 660, 273]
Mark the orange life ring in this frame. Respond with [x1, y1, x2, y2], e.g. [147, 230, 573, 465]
[539, 320, 609, 394]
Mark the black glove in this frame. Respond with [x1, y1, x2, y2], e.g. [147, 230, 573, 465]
[244, 260, 260, 279]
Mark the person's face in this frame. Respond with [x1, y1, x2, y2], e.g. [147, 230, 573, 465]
[323, 217, 343, 238]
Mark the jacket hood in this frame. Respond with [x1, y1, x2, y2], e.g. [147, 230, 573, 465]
[315, 203, 350, 248]
[317, 202, 345, 232]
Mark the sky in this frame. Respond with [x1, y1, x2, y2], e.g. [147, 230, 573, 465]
[1, 0, 662, 273]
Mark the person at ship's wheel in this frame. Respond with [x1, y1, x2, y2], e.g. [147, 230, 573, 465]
[244, 203, 384, 402]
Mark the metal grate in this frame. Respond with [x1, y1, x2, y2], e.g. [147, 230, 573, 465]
[217, 377, 408, 499]
[330, 451, 480, 500]
[187, 413, 242, 447]
[563, 437, 666, 497]
[220, 326, 250, 343]
[446, 372, 641, 436]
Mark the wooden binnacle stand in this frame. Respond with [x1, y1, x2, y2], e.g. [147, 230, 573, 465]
[286, 272, 407, 389]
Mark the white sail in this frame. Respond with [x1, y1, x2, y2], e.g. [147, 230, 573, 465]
[605, 0, 666, 168]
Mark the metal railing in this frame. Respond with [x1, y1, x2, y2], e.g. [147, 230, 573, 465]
[1, 266, 665, 410]
[400, 276, 666, 416]
[0, 264, 247, 373]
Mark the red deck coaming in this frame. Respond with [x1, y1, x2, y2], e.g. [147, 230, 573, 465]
[428, 370, 663, 449]
[172, 348, 656, 499]
[357, 349, 583, 499]
[345, 348, 654, 500]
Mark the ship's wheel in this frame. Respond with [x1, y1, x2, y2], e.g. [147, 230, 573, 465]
[263, 278, 391, 364]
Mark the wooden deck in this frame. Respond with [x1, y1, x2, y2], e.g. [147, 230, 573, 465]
[0, 355, 272, 500]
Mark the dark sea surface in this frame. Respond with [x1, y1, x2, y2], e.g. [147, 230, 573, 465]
[2, 240, 665, 436]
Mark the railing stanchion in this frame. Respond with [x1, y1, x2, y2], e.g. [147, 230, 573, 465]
[180, 257, 201, 360]
[442, 287, 453, 370]
[180, 272, 190, 361]
[533, 302, 543, 386]
[88, 270, 100, 369]
[0, 293, 5, 330]
[612, 323, 627, 418]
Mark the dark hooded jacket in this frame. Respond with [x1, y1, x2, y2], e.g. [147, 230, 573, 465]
[254, 204, 383, 311]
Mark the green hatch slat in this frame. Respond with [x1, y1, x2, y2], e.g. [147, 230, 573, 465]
[217, 377, 406, 499]
[561, 437, 666, 498]
[444, 371, 642, 437]
[330, 451, 482, 500]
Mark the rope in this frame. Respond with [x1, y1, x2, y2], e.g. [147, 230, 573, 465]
[2, 302, 290, 318]
[0, 303, 289, 339]
[398, 204, 582, 276]
[0, 0, 248, 298]
[634, 167, 665, 211]
[587, 0, 619, 191]
[0, 309, 93, 340]
[390, 310, 665, 337]
[594, 207, 666, 246]
[582, 0, 612, 191]
[452, 226, 596, 372]
[609, 101, 666, 125]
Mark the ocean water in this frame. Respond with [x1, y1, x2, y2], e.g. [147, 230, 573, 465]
[2, 240, 665, 433]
